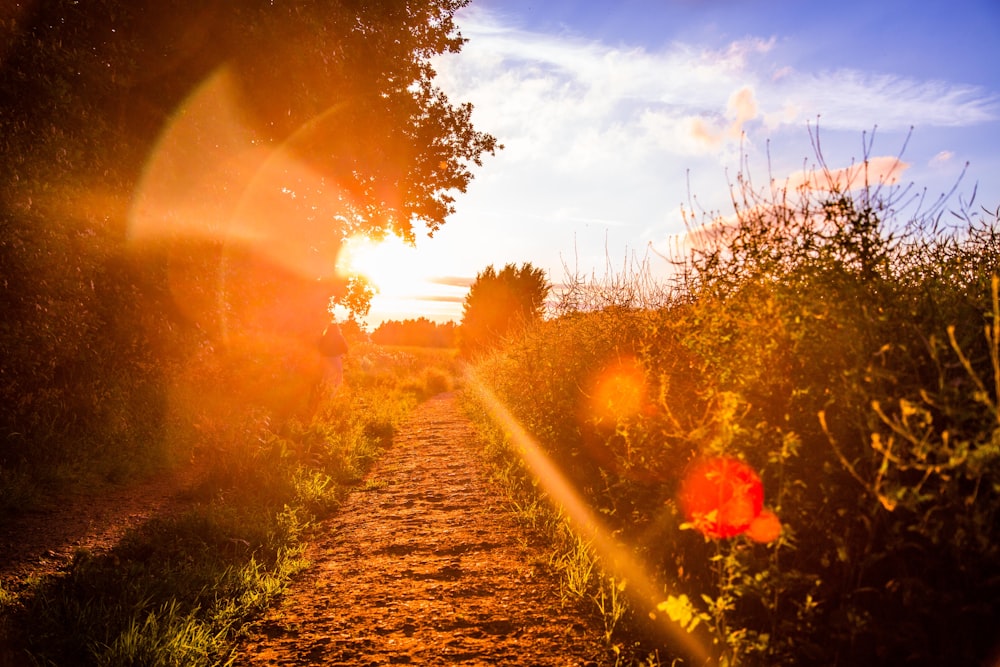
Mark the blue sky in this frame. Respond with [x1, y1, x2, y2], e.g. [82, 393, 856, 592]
[344, 0, 1000, 326]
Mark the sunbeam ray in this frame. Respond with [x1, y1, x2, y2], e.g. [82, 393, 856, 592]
[465, 368, 715, 665]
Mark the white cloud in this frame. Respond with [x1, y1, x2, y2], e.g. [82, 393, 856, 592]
[423, 6, 998, 306]
[770, 71, 998, 129]
[439, 7, 998, 154]
[930, 150, 955, 166]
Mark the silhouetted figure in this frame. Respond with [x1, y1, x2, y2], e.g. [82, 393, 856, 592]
[318, 321, 349, 393]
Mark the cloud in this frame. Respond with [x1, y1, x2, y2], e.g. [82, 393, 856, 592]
[727, 86, 759, 134]
[688, 117, 723, 149]
[771, 66, 794, 82]
[783, 156, 910, 192]
[929, 150, 954, 166]
[769, 71, 998, 130]
[685, 85, 761, 149]
[439, 7, 998, 156]
[436, 8, 773, 168]
[431, 276, 475, 288]
[415, 294, 466, 303]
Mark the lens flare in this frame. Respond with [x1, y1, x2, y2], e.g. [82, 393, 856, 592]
[127, 66, 355, 424]
[679, 457, 764, 539]
[746, 508, 782, 544]
[586, 356, 647, 423]
[129, 65, 350, 342]
[466, 369, 713, 665]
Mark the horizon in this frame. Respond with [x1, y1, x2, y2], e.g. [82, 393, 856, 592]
[341, 0, 999, 328]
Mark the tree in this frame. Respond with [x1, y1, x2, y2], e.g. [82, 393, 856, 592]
[459, 263, 549, 356]
[1, 0, 496, 237]
[372, 318, 457, 348]
[0, 0, 498, 470]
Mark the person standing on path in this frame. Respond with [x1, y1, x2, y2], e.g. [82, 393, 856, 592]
[318, 320, 349, 392]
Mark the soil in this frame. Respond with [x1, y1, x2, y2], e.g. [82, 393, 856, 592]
[0, 464, 206, 595]
[0, 393, 616, 666]
[233, 392, 613, 666]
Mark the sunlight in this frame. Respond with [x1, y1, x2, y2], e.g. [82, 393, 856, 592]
[337, 234, 431, 299]
[465, 368, 714, 665]
[335, 233, 465, 324]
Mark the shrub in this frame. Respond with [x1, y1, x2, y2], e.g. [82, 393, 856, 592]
[465, 147, 1000, 665]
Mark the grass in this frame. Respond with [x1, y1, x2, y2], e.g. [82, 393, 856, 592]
[461, 389, 640, 657]
[551, 533, 598, 600]
[2, 341, 460, 666]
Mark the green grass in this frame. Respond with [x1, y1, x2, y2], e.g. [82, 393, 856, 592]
[2, 342, 460, 666]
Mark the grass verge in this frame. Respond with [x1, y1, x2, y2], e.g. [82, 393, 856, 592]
[1, 342, 459, 666]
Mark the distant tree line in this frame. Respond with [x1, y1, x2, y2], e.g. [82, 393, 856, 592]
[371, 318, 457, 348]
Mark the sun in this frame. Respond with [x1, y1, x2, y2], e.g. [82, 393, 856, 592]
[334, 233, 467, 324]
[336, 233, 427, 298]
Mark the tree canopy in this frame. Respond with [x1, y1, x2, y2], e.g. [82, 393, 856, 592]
[2, 0, 497, 239]
[459, 263, 550, 356]
[0, 0, 498, 471]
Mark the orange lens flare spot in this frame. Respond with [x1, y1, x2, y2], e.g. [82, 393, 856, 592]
[679, 457, 764, 538]
[587, 357, 647, 422]
[746, 509, 782, 543]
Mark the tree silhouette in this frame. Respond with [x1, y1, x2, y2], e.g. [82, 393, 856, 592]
[459, 263, 549, 356]
[0, 0, 498, 468]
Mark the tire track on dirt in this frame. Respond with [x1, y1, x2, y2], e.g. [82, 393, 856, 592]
[235, 392, 612, 666]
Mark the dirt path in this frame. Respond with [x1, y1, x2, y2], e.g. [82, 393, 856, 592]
[0, 464, 205, 594]
[234, 393, 613, 666]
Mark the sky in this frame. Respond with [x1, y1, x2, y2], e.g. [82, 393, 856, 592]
[338, 0, 1000, 327]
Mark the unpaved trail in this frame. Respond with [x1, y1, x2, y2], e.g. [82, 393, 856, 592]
[234, 393, 613, 666]
[0, 464, 205, 594]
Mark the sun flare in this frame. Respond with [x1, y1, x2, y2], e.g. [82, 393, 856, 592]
[333, 233, 470, 325]
[337, 234, 427, 295]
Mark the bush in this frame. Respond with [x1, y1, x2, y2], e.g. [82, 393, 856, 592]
[464, 152, 1000, 665]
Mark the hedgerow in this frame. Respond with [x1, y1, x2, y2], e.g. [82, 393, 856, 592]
[465, 149, 1000, 666]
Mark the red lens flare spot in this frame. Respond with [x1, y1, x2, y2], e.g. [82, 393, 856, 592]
[679, 457, 763, 538]
[746, 508, 782, 543]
